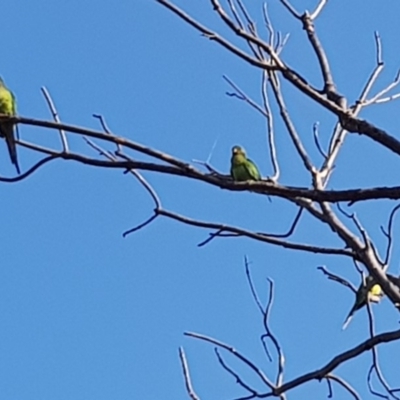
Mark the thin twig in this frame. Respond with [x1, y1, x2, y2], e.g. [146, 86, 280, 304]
[0, 154, 58, 182]
[317, 265, 357, 294]
[223, 75, 269, 118]
[214, 348, 259, 397]
[226, 0, 261, 60]
[364, 69, 400, 106]
[262, 71, 280, 181]
[93, 113, 122, 153]
[310, 0, 329, 20]
[354, 32, 384, 108]
[262, 278, 285, 386]
[278, 0, 301, 19]
[184, 331, 274, 389]
[83, 136, 163, 237]
[269, 72, 316, 175]
[301, 12, 336, 99]
[179, 348, 201, 400]
[325, 374, 361, 400]
[40, 87, 69, 152]
[244, 256, 264, 314]
[312, 122, 328, 160]
[381, 203, 400, 267]
[336, 203, 369, 247]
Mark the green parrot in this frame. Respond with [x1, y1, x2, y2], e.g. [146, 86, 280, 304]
[0, 77, 19, 174]
[230, 145, 261, 182]
[342, 275, 383, 330]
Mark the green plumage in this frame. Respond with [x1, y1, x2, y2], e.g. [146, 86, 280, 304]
[230, 146, 261, 181]
[0, 77, 19, 174]
[342, 275, 383, 330]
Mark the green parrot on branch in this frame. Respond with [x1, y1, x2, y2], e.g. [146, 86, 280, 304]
[230, 145, 261, 182]
[342, 275, 383, 330]
[0, 77, 19, 174]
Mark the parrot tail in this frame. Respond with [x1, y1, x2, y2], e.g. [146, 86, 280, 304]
[342, 314, 353, 330]
[0, 122, 20, 174]
[342, 305, 356, 330]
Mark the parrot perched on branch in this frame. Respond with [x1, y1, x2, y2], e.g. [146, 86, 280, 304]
[342, 275, 383, 330]
[230, 145, 261, 182]
[0, 77, 19, 174]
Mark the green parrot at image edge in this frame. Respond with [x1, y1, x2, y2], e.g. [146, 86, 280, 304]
[230, 145, 261, 182]
[342, 273, 400, 329]
[0, 77, 20, 174]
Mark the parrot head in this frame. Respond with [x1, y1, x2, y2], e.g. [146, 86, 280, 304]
[231, 145, 248, 166]
[232, 145, 246, 157]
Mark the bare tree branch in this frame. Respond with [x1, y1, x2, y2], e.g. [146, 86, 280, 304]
[41, 87, 69, 153]
[325, 374, 361, 400]
[278, 0, 301, 19]
[214, 348, 260, 398]
[318, 265, 357, 294]
[179, 347, 201, 400]
[381, 203, 400, 267]
[269, 329, 400, 397]
[158, 208, 353, 257]
[261, 279, 285, 387]
[312, 122, 328, 160]
[184, 331, 275, 390]
[262, 72, 280, 181]
[310, 0, 329, 20]
[268, 72, 316, 176]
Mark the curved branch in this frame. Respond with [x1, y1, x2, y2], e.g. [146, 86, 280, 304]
[381, 203, 400, 267]
[313, 122, 328, 160]
[214, 348, 260, 397]
[269, 72, 316, 175]
[301, 12, 337, 99]
[310, 0, 328, 20]
[262, 72, 280, 181]
[268, 329, 400, 397]
[0, 154, 58, 183]
[179, 348, 200, 400]
[317, 265, 357, 294]
[158, 208, 354, 257]
[41, 87, 69, 152]
[184, 331, 274, 390]
[262, 279, 285, 387]
[325, 374, 361, 400]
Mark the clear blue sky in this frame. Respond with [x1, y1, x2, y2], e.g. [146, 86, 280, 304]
[1, 1, 400, 399]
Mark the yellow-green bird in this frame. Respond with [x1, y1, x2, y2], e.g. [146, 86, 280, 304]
[230, 145, 261, 182]
[342, 275, 383, 330]
[0, 77, 19, 174]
